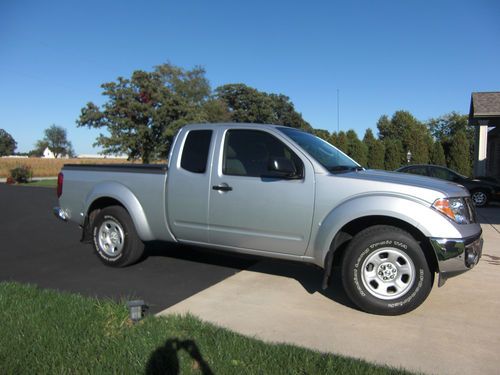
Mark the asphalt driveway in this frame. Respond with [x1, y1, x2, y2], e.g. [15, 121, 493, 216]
[0, 184, 254, 313]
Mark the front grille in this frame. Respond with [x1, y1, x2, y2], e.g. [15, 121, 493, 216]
[464, 197, 478, 223]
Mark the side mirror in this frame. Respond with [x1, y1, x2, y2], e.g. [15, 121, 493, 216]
[266, 157, 298, 178]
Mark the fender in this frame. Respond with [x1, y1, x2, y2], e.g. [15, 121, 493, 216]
[311, 193, 465, 267]
[83, 181, 155, 241]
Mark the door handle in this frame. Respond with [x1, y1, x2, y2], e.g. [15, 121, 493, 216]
[212, 184, 233, 192]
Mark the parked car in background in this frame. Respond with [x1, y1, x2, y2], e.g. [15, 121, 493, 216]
[396, 164, 500, 207]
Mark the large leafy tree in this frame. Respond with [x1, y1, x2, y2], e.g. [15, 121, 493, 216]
[77, 63, 211, 163]
[0, 129, 17, 156]
[427, 112, 473, 142]
[35, 125, 74, 158]
[215, 83, 312, 130]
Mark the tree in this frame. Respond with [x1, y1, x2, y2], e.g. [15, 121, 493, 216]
[430, 141, 446, 166]
[405, 124, 432, 164]
[215, 83, 312, 130]
[200, 99, 232, 123]
[330, 131, 348, 153]
[363, 129, 385, 169]
[0, 129, 17, 156]
[267, 93, 312, 130]
[427, 112, 473, 172]
[77, 63, 211, 163]
[346, 129, 367, 166]
[35, 125, 74, 158]
[31, 140, 49, 157]
[384, 139, 404, 170]
[377, 114, 398, 141]
[377, 110, 431, 165]
[370, 141, 386, 169]
[313, 129, 331, 141]
[427, 112, 473, 142]
[448, 130, 471, 176]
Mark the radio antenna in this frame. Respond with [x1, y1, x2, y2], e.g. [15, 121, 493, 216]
[337, 89, 340, 132]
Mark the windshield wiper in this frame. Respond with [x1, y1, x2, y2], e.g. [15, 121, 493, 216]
[329, 165, 363, 173]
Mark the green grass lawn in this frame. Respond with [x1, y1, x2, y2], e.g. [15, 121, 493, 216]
[0, 282, 413, 374]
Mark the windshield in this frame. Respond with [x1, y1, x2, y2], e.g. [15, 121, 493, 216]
[278, 127, 361, 172]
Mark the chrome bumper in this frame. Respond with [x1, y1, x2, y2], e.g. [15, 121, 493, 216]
[430, 232, 483, 286]
[53, 207, 69, 222]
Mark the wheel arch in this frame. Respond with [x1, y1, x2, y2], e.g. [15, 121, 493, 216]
[329, 215, 438, 275]
[81, 182, 154, 242]
[313, 194, 462, 271]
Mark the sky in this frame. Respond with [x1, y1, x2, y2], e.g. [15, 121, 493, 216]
[1, 0, 499, 155]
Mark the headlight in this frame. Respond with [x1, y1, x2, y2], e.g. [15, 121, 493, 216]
[432, 198, 471, 224]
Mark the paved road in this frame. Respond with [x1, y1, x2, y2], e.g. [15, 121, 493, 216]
[0, 184, 254, 313]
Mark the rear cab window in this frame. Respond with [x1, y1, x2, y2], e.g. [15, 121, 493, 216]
[180, 130, 212, 173]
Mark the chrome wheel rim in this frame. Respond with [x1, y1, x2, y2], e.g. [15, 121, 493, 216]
[98, 219, 125, 257]
[361, 248, 415, 300]
[472, 191, 487, 206]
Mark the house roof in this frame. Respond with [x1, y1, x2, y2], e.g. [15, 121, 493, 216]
[469, 92, 500, 126]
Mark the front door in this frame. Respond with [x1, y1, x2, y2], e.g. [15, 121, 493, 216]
[208, 128, 315, 256]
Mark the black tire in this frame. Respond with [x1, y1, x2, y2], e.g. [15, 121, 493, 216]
[341, 225, 432, 315]
[92, 205, 145, 267]
[471, 190, 488, 207]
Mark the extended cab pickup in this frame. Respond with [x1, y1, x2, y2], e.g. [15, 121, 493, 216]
[54, 123, 483, 315]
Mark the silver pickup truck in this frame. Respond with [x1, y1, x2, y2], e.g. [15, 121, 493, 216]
[54, 123, 483, 315]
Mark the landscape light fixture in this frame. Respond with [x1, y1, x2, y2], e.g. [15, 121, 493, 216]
[127, 300, 147, 323]
[407, 150, 412, 164]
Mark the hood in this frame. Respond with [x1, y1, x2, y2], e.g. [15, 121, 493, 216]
[337, 169, 469, 199]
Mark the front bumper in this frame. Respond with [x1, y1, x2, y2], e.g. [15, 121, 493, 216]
[430, 232, 483, 286]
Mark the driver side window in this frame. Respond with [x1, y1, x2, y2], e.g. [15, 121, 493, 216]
[223, 129, 303, 178]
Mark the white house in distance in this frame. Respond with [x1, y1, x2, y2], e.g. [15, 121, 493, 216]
[43, 147, 55, 158]
[42, 147, 69, 159]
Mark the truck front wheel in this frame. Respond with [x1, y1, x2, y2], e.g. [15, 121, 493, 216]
[92, 205, 145, 267]
[341, 225, 432, 315]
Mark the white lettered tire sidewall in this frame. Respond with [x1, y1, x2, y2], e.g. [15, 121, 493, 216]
[93, 214, 126, 263]
[342, 226, 433, 315]
[92, 205, 145, 267]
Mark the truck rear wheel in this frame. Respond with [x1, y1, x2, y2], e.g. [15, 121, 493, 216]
[92, 205, 145, 267]
[341, 225, 432, 315]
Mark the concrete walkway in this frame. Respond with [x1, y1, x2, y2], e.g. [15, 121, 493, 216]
[158, 209, 500, 375]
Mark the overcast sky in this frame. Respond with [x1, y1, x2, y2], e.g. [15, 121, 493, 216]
[1, 0, 499, 154]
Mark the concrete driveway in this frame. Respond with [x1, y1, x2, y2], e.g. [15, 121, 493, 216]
[159, 208, 500, 375]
